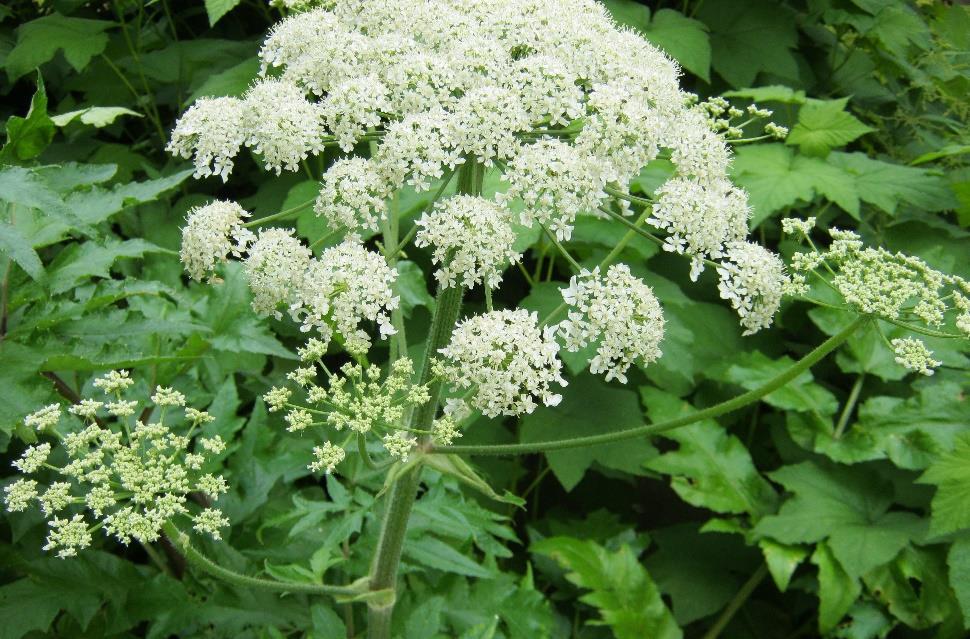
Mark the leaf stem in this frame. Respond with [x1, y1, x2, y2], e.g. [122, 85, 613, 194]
[833, 373, 864, 439]
[162, 522, 358, 596]
[701, 564, 768, 639]
[242, 199, 316, 228]
[433, 316, 869, 455]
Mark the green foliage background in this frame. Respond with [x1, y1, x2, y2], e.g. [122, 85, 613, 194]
[0, 0, 968, 637]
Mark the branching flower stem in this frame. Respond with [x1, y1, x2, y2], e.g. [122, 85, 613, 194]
[433, 315, 869, 456]
[161, 522, 359, 597]
[365, 160, 482, 639]
[242, 199, 316, 229]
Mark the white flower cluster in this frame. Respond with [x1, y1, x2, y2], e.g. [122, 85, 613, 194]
[4, 371, 229, 558]
[167, 78, 325, 179]
[244, 228, 313, 317]
[716, 242, 789, 336]
[179, 203, 399, 354]
[437, 309, 566, 417]
[266, 356, 432, 470]
[170, 0, 749, 248]
[415, 195, 520, 290]
[180, 201, 256, 281]
[315, 157, 390, 232]
[649, 178, 750, 280]
[290, 239, 399, 354]
[557, 265, 665, 383]
[499, 138, 607, 242]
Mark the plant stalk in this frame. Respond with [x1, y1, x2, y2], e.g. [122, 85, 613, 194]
[161, 522, 357, 596]
[365, 160, 480, 638]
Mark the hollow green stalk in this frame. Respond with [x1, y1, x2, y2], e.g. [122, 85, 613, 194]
[365, 160, 481, 639]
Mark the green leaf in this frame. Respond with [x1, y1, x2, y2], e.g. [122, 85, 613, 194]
[731, 144, 862, 224]
[601, 0, 650, 31]
[723, 85, 807, 104]
[0, 165, 94, 236]
[919, 432, 970, 538]
[532, 537, 681, 639]
[0, 578, 63, 638]
[787, 98, 874, 157]
[205, 0, 243, 26]
[730, 144, 820, 226]
[756, 462, 926, 580]
[641, 387, 777, 516]
[51, 106, 141, 128]
[46, 239, 164, 294]
[520, 374, 657, 491]
[759, 539, 808, 593]
[811, 543, 861, 633]
[864, 546, 959, 630]
[1, 72, 54, 163]
[405, 536, 495, 578]
[643, 9, 711, 82]
[696, 0, 799, 88]
[0, 221, 44, 279]
[827, 151, 956, 215]
[396, 260, 434, 318]
[6, 14, 114, 81]
[947, 537, 970, 629]
[422, 454, 524, 506]
[645, 524, 759, 625]
[188, 57, 260, 103]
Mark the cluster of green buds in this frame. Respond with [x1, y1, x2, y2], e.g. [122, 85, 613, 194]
[4, 371, 230, 558]
[694, 95, 789, 141]
[264, 339, 464, 473]
[783, 217, 970, 376]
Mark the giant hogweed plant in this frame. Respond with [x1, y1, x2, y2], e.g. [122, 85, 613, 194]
[5, 0, 970, 637]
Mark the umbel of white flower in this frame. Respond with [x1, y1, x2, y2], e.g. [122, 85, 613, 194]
[169, 0, 769, 269]
[436, 309, 566, 418]
[4, 371, 230, 558]
[415, 195, 520, 290]
[558, 265, 665, 383]
[169, 0, 800, 375]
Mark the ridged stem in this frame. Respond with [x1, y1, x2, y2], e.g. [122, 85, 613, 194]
[365, 160, 480, 638]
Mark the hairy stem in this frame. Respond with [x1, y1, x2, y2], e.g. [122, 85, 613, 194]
[162, 522, 358, 596]
[434, 315, 868, 455]
[365, 160, 480, 638]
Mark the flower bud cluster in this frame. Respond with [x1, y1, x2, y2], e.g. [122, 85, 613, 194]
[265, 354, 433, 471]
[784, 219, 970, 375]
[785, 223, 970, 335]
[4, 371, 230, 558]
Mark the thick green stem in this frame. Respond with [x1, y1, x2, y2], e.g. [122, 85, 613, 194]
[366, 160, 480, 638]
[434, 315, 869, 456]
[162, 522, 357, 596]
